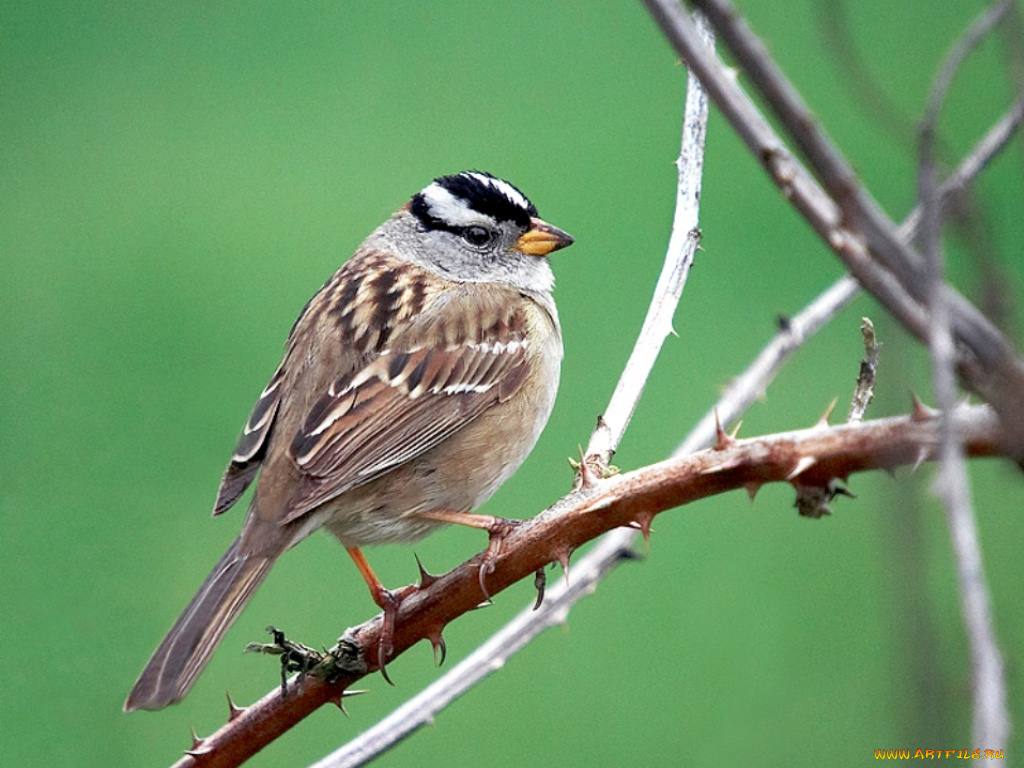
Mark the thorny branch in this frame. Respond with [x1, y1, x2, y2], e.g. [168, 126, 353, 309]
[652, 0, 1020, 749]
[174, 405, 1007, 768]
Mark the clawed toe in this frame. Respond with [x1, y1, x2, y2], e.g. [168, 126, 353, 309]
[375, 583, 420, 684]
[478, 517, 521, 601]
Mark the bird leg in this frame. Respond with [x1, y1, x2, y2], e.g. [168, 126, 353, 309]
[417, 510, 521, 600]
[345, 546, 416, 685]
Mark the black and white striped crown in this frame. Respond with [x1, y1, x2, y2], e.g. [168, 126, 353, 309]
[410, 171, 538, 234]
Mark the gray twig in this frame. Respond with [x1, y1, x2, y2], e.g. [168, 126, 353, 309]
[919, 0, 1011, 751]
[648, 0, 1024, 452]
[584, 18, 710, 468]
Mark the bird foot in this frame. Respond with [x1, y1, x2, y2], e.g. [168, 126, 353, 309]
[374, 583, 419, 685]
[478, 517, 521, 601]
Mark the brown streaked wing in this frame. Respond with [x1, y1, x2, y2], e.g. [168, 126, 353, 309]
[213, 249, 438, 517]
[280, 327, 532, 524]
[212, 362, 285, 515]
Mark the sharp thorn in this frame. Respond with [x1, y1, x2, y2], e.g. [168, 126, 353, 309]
[414, 553, 438, 588]
[786, 455, 818, 481]
[744, 481, 762, 501]
[713, 409, 732, 450]
[555, 548, 572, 584]
[816, 397, 838, 427]
[477, 562, 493, 604]
[185, 726, 211, 755]
[911, 392, 937, 422]
[729, 420, 743, 439]
[576, 445, 599, 489]
[911, 447, 929, 473]
[331, 689, 367, 716]
[226, 692, 246, 722]
[632, 514, 653, 546]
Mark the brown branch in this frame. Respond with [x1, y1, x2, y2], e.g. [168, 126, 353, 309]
[307, 532, 638, 768]
[172, 403, 1006, 768]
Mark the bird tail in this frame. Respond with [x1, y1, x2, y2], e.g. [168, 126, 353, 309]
[124, 535, 276, 711]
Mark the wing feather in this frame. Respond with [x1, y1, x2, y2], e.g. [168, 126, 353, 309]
[280, 317, 531, 523]
[212, 363, 285, 515]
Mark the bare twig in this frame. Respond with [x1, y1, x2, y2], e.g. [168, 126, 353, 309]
[585, 15, 711, 469]
[639, 0, 929, 359]
[692, 0, 1006, 340]
[900, 94, 1024, 240]
[921, 0, 1010, 135]
[919, 1, 1010, 750]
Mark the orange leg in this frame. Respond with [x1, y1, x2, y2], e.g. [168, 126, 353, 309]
[345, 546, 416, 684]
[417, 509, 521, 600]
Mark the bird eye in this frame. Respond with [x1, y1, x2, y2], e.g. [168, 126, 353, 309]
[461, 225, 494, 248]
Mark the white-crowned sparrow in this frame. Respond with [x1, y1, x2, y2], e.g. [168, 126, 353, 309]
[125, 171, 573, 711]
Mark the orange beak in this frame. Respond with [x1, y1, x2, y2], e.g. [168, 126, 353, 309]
[515, 217, 575, 256]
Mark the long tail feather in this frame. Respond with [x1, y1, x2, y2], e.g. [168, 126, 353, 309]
[124, 536, 275, 711]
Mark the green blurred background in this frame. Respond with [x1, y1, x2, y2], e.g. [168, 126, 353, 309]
[4, 1, 1023, 766]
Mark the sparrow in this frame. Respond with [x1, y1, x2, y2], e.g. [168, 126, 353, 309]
[125, 171, 573, 711]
